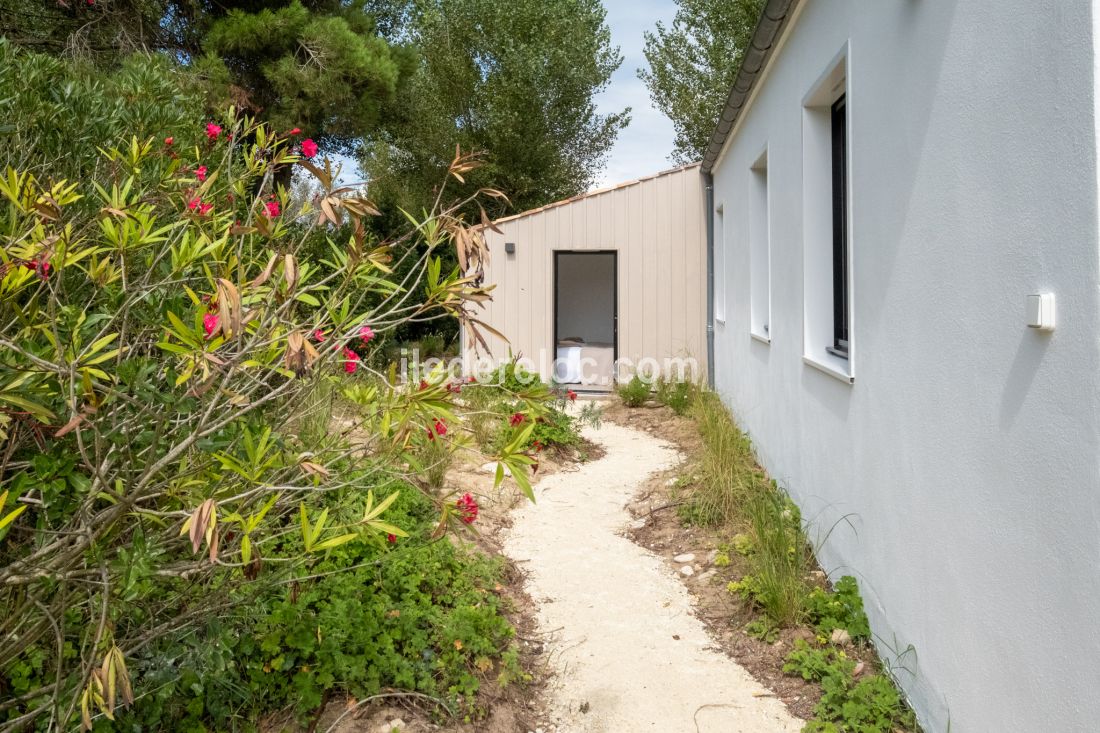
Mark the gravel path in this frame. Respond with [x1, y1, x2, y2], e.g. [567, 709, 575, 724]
[503, 419, 802, 733]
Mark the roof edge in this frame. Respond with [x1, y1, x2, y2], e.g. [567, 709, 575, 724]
[700, 0, 802, 174]
[486, 162, 701, 227]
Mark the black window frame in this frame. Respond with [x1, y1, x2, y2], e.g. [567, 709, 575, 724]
[828, 94, 849, 358]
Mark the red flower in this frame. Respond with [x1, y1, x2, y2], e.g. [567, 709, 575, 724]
[532, 440, 543, 453]
[203, 312, 219, 338]
[358, 325, 374, 343]
[312, 329, 326, 342]
[467, 376, 477, 383]
[21, 260, 50, 280]
[301, 138, 318, 158]
[419, 380, 429, 390]
[195, 165, 208, 182]
[342, 347, 360, 374]
[567, 389, 577, 402]
[455, 493, 479, 524]
[426, 427, 435, 441]
[264, 200, 280, 218]
[205, 123, 222, 140]
[387, 533, 397, 543]
[187, 197, 200, 211]
[509, 412, 524, 427]
[164, 136, 174, 146]
[433, 419, 447, 437]
[198, 202, 213, 216]
[289, 127, 302, 136]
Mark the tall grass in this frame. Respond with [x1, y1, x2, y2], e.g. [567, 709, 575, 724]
[689, 391, 813, 627]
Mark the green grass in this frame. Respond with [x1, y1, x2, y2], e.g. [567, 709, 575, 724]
[688, 391, 813, 626]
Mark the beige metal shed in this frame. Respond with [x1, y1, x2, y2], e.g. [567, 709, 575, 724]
[463, 163, 707, 390]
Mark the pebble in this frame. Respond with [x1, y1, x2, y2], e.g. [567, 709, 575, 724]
[481, 461, 512, 477]
[695, 569, 716, 583]
[830, 628, 853, 646]
[673, 553, 695, 563]
[680, 565, 694, 576]
[706, 549, 719, 564]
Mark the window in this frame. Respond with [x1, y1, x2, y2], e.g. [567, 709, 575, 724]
[829, 96, 848, 357]
[714, 205, 726, 323]
[801, 47, 852, 382]
[749, 150, 770, 341]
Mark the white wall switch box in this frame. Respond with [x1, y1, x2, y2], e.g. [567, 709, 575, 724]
[1027, 293, 1056, 331]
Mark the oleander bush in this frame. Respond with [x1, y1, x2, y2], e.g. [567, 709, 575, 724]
[0, 48, 543, 732]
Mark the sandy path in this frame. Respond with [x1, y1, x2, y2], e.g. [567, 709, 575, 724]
[503, 420, 802, 733]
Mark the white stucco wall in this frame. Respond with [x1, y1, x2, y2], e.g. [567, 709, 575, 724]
[710, 1, 1100, 730]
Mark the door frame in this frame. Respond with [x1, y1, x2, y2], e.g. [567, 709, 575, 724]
[552, 250, 619, 387]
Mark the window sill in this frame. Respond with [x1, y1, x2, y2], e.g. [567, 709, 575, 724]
[750, 331, 771, 345]
[802, 354, 854, 384]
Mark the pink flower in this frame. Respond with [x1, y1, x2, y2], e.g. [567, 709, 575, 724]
[509, 412, 524, 427]
[198, 202, 213, 216]
[289, 127, 301, 136]
[195, 165, 208, 182]
[164, 136, 174, 146]
[433, 419, 447, 437]
[300, 138, 318, 158]
[312, 329, 326, 342]
[358, 325, 374, 343]
[455, 493, 479, 524]
[22, 260, 50, 280]
[187, 197, 200, 211]
[203, 312, 219, 338]
[342, 346, 359, 374]
[205, 123, 222, 141]
[264, 200, 280, 218]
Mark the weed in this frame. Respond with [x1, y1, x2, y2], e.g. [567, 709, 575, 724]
[784, 639, 918, 732]
[655, 377, 695, 415]
[741, 491, 813, 626]
[745, 619, 780, 644]
[686, 391, 768, 526]
[783, 639, 854, 681]
[805, 576, 871, 642]
[618, 374, 649, 407]
[417, 429, 453, 489]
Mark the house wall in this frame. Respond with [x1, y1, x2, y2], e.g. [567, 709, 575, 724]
[710, 1, 1100, 731]
[464, 165, 707, 385]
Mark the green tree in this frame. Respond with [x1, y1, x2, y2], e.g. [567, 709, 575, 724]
[638, 0, 764, 164]
[0, 0, 412, 159]
[362, 0, 629, 220]
[196, 1, 415, 157]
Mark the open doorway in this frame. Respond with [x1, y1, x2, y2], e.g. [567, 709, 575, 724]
[553, 251, 617, 390]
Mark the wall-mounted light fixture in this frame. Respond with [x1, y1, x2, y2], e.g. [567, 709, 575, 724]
[505, 242, 516, 255]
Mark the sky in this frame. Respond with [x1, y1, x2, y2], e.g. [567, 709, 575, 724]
[591, 0, 678, 189]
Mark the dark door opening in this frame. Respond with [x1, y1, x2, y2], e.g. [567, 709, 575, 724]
[553, 251, 618, 390]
